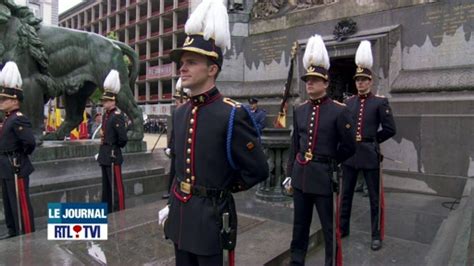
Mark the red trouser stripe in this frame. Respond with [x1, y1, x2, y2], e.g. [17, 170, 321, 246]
[229, 250, 235, 266]
[18, 179, 32, 233]
[114, 165, 125, 210]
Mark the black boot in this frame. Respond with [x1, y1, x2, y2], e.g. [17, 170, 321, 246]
[0, 230, 17, 240]
[371, 239, 382, 251]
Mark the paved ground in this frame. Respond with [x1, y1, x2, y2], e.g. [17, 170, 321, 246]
[143, 133, 168, 151]
[306, 192, 454, 265]
[0, 188, 455, 265]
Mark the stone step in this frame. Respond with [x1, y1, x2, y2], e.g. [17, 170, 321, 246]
[383, 169, 467, 198]
[0, 190, 323, 265]
[0, 171, 169, 224]
[0, 150, 171, 224]
[32, 140, 147, 162]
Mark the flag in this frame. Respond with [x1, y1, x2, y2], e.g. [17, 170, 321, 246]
[273, 42, 298, 128]
[55, 108, 62, 128]
[79, 111, 89, 139]
[70, 128, 80, 140]
[46, 106, 56, 132]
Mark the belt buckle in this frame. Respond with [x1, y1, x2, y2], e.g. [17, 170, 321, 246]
[180, 181, 191, 194]
[356, 134, 362, 142]
[304, 151, 313, 161]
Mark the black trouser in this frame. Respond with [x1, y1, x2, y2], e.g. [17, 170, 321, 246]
[101, 165, 125, 213]
[174, 244, 223, 266]
[167, 158, 175, 193]
[291, 188, 334, 266]
[1, 176, 35, 236]
[340, 165, 380, 239]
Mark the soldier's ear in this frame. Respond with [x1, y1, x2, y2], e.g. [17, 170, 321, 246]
[208, 64, 219, 78]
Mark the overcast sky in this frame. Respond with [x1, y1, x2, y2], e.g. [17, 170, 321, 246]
[58, 0, 83, 15]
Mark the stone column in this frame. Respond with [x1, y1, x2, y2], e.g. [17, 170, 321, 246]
[256, 128, 292, 202]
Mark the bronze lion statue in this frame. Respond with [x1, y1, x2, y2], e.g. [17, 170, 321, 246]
[0, 0, 144, 142]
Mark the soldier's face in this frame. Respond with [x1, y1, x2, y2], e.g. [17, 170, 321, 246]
[0, 98, 19, 112]
[179, 52, 218, 90]
[252, 103, 258, 110]
[305, 77, 328, 98]
[101, 99, 116, 111]
[355, 77, 372, 93]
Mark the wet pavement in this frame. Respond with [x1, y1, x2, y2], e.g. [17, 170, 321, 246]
[0, 191, 302, 265]
[306, 192, 454, 265]
[0, 190, 454, 265]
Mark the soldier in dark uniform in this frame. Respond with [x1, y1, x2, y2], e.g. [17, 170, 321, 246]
[97, 70, 128, 213]
[340, 41, 397, 251]
[286, 35, 356, 266]
[158, 1, 269, 265]
[0, 62, 36, 239]
[248, 97, 267, 133]
[162, 79, 189, 200]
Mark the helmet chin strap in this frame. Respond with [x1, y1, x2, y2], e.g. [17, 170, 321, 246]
[358, 88, 371, 95]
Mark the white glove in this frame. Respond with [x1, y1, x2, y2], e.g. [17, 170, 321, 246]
[94, 153, 99, 161]
[282, 177, 293, 195]
[165, 148, 171, 157]
[158, 205, 169, 226]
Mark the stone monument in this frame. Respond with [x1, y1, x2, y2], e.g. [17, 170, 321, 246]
[0, 0, 144, 142]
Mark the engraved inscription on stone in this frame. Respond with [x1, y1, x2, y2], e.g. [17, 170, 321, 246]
[422, 3, 474, 41]
[250, 35, 289, 65]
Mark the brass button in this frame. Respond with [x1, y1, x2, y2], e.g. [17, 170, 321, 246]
[192, 107, 197, 114]
[188, 138, 192, 144]
[309, 130, 313, 134]
[187, 148, 191, 154]
[311, 117, 314, 121]
[191, 176, 196, 181]
[312, 112, 315, 116]
[309, 136, 313, 140]
[313, 107, 316, 110]
[310, 123, 314, 127]
[186, 168, 191, 174]
[190, 119, 195, 124]
[308, 142, 312, 146]
[186, 178, 191, 183]
[186, 158, 191, 164]
[189, 128, 193, 134]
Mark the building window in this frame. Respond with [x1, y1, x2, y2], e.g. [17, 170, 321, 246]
[29, 3, 42, 19]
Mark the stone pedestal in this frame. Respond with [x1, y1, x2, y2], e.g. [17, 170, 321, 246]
[256, 128, 292, 202]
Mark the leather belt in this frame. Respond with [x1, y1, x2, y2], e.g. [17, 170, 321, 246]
[357, 137, 376, 143]
[300, 153, 333, 164]
[179, 181, 228, 199]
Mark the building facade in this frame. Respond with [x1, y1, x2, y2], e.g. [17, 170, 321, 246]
[15, 0, 59, 25]
[59, 0, 189, 116]
[59, 0, 474, 183]
[213, 0, 473, 186]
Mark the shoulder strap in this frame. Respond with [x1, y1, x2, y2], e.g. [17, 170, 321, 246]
[242, 105, 262, 140]
[226, 106, 238, 170]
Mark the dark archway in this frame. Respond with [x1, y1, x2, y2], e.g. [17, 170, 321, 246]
[328, 57, 357, 102]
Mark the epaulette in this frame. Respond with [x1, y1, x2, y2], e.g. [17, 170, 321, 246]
[223, 97, 242, 108]
[333, 100, 346, 106]
[115, 110, 121, 115]
[375, 94, 386, 98]
[16, 111, 23, 116]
